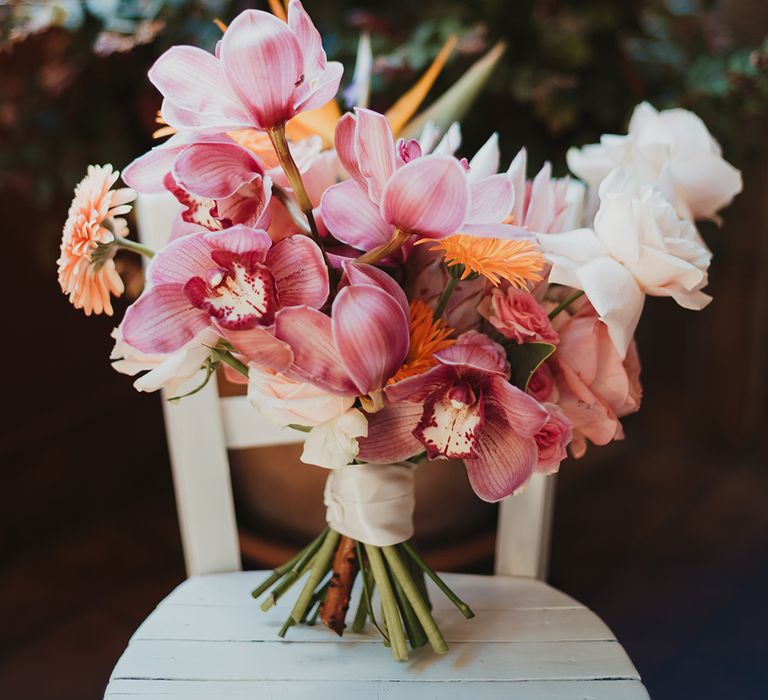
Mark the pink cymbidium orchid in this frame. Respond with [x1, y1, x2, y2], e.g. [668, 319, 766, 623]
[320, 108, 521, 259]
[121, 225, 328, 368]
[273, 262, 409, 398]
[359, 331, 549, 502]
[149, 2, 342, 133]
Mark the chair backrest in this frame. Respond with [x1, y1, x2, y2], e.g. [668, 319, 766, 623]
[135, 193, 556, 580]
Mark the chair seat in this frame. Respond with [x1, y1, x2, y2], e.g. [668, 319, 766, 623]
[105, 571, 649, 699]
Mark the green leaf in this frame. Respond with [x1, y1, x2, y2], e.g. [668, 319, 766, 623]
[505, 342, 556, 391]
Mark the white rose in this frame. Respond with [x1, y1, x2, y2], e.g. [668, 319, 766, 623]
[538, 169, 712, 357]
[247, 363, 354, 428]
[567, 101, 742, 221]
[110, 327, 219, 396]
[301, 409, 369, 470]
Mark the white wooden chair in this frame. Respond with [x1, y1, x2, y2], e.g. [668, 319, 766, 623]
[104, 194, 650, 699]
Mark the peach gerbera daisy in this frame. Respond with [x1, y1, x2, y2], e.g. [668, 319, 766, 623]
[57, 164, 136, 316]
[419, 235, 546, 287]
[390, 299, 455, 383]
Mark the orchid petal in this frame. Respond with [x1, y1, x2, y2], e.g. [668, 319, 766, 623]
[357, 401, 424, 463]
[123, 145, 183, 194]
[342, 263, 409, 319]
[266, 234, 329, 308]
[204, 225, 272, 258]
[385, 364, 456, 403]
[334, 112, 365, 185]
[332, 284, 409, 394]
[122, 284, 211, 354]
[507, 147, 527, 225]
[173, 142, 263, 199]
[380, 155, 470, 237]
[434, 343, 508, 377]
[287, 0, 325, 78]
[274, 306, 358, 395]
[147, 232, 213, 285]
[221, 327, 293, 371]
[214, 175, 272, 228]
[220, 10, 303, 128]
[294, 62, 344, 114]
[467, 173, 514, 224]
[464, 418, 538, 502]
[486, 375, 549, 436]
[354, 108, 396, 202]
[320, 180, 393, 251]
[149, 46, 246, 124]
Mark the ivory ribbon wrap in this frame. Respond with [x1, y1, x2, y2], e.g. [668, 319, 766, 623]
[324, 462, 415, 546]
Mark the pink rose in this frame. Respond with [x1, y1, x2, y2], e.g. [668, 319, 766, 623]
[535, 403, 573, 474]
[551, 303, 642, 458]
[247, 363, 354, 427]
[480, 287, 559, 345]
[527, 363, 557, 402]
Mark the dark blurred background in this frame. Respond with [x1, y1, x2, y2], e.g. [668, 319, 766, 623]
[1, 1, 767, 698]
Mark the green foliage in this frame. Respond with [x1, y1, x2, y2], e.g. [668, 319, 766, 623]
[505, 342, 556, 391]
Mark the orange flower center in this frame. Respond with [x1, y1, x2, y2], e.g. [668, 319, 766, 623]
[389, 299, 455, 384]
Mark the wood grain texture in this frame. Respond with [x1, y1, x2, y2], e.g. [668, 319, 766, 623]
[105, 571, 646, 698]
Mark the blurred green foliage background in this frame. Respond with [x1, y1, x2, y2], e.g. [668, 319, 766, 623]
[1, 0, 766, 255]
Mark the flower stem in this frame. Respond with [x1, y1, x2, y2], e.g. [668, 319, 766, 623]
[391, 568, 428, 649]
[356, 228, 410, 266]
[400, 540, 474, 619]
[432, 274, 459, 321]
[384, 545, 447, 654]
[251, 546, 307, 599]
[272, 184, 311, 235]
[548, 289, 585, 320]
[365, 544, 408, 661]
[211, 348, 250, 379]
[356, 541, 386, 638]
[260, 528, 329, 611]
[113, 236, 155, 259]
[290, 529, 340, 623]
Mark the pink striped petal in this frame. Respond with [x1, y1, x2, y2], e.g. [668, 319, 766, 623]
[266, 235, 329, 308]
[173, 143, 264, 199]
[287, 0, 325, 77]
[274, 306, 358, 395]
[434, 342, 508, 377]
[341, 263, 409, 319]
[220, 327, 292, 371]
[486, 375, 549, 437]
[357, 401, 424, 463]
[294, 62, 344, 115]
[354, 108, 396, 202]
[204, 226, 272, 258]
[380, 155, 470, 238]
[123, 145, 183, 194]
[213, 175, 272, 228]
[334, 113, 365, 185]
[467, 174, 515, 224]
[148, 232, 214, 285]
[320, 180, 393, 251]
[385, 364, 456, 403]
[149, 46, 246, 124]
[332, 284, 409, 394]
[220, 10, 303, 128]
[122, 284, 211, 354]
[464, 418, 538, 502]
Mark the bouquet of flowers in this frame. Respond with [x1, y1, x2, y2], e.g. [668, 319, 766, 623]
[57, 1, 742, 661]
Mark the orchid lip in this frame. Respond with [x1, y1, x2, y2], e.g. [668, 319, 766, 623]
[184, 251, 278, 330]
[414, 384, 485, 460]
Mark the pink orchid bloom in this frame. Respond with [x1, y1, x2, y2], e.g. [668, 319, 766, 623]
[273, 263, 409, 397]
[148, 2, 342, 132]
[121, 225, 328, 368]
[320, 108, 521, 255]
[359, 331, 549, 502]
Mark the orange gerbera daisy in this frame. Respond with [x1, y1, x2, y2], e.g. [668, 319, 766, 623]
[57, 164, 136, 316]
[390, 299, 455, 384]
[420, 235, 545, 287]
